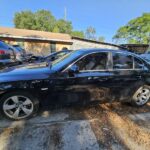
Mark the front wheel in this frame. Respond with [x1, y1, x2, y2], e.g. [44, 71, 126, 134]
[0, 91, 39, 120]
[132, 85, 150, 107]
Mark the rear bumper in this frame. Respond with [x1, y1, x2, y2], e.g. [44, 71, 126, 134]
[0, 55, 10, 60]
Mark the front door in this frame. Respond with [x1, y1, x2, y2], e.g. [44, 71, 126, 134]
[54, 51, 113, 105]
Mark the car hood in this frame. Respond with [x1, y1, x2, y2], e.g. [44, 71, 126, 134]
[0, 63, 54, 83]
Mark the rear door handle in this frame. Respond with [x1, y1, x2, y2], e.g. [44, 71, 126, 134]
[88, 77, 108, 81]
[88, 77, 93, 80]
[88, 76, 100, 80]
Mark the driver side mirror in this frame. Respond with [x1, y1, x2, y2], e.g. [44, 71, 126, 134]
[68, 64, 79, 75]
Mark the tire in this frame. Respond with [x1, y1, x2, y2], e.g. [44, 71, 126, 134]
[131, 85, 150, 107]
[0, 91, 39, 120]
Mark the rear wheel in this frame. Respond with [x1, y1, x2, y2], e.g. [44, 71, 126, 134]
[132, 85, 150, 106]
[0, 91, 39, 120]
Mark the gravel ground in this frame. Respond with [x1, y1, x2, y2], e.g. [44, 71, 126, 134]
[0, 102, 150, 150]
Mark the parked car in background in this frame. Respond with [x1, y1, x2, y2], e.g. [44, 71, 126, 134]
[0, 49, 150, 120]
[0, 41, 18, 69]
[28, 50, 72, 63]
[12, 45, 26, 62]
[13, 45, 26, 55]
[12, 45, 33, 62]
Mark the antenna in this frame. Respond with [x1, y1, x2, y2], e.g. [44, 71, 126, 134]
[64, 7, 67, 20]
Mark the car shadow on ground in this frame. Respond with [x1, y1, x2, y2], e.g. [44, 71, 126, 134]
[0, 102, 150, 150]
[92, 102, 150, 149]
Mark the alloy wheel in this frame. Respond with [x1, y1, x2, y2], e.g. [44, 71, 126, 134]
[133, 87, 150, 106]
[3, 95, 34, 120]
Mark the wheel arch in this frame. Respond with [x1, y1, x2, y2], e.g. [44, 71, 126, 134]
[0, 89, 39, 101]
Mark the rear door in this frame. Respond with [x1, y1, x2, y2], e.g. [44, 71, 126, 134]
[109, 52, 145, 100]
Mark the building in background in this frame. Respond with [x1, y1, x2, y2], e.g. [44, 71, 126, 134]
[0, 27, 127, 56]
[0, 27, 72, 56]
[71, 36, 123, 50]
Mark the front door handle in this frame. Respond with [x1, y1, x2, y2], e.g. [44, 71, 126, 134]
[136, 75, 142, 79]
[88, 77, 93, 80]
[98, 78, 108, 82]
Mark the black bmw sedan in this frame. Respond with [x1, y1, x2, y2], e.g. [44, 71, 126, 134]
[0, 49, 150, 120]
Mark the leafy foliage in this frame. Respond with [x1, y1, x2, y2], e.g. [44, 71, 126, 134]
[14, 11, 35, 30]
[14, 10, 105, 40]
[34, 10, 56, 32]
[14, 10, 74, 34]
[71, 30, 84, 38]
[85, 26, 96, 40]
[113, 13, 150, 44]
[54, 19, 73, 34]
[85, 26, 105, 42]
[98, 36, 105, 42]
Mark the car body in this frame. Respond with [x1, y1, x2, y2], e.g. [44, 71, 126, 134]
[12, 45, 33, 62]
[0, 41, 11, 60]
[12, 45, 26, 62]
[0, 41, 19, 69]
[0, 48, 150, 120]
[28, 50, 72, 63]
[13, 45, 26, 55]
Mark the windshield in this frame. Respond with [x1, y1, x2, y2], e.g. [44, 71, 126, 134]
[15, 47, 23, 51]
[51, 50, 84, 71]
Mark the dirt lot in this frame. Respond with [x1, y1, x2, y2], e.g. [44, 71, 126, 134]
[0, 102, 150, 150]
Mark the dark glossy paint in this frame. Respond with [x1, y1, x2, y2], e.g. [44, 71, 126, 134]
[0, 49, 150, 106]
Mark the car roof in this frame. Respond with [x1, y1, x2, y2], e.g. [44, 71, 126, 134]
[77, 48, 135, 55]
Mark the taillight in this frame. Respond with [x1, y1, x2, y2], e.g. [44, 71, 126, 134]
[0, 50, 5, 55]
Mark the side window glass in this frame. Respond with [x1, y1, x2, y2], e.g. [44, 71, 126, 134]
[75, 52, 108, 71]
[113, 53, 133, 69]
[134, 57, 144, 69]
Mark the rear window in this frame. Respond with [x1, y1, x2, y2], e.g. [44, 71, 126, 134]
[113, 53, 133, 69]
[134, 57, 144, 69]
[0, 41, 9, 49]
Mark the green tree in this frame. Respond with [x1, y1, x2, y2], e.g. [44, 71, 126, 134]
[85, 26, 96, 40]
[14, 10, 85, 37]
[54, 19, 73, 34]
[113, 13, 150, 44]
[71, 30, 84, 38]
[14, 10, 72, 33]
[34, 10, 56, 31]
[14, 10, 56, 31]
[14, 11, 35, 30]
[98, 36, 105, 42]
